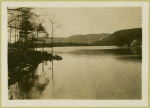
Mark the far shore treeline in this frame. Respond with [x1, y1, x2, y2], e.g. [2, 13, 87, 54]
[9, 28, 142, 48]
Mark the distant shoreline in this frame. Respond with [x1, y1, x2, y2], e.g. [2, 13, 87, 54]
[32, 45, 142, 48]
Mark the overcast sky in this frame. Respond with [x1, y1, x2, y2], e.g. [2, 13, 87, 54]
[33, 7, 142, 37]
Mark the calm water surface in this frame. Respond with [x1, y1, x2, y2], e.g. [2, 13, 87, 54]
[36, 46, 142, 100]
[16, 46, 141, 100]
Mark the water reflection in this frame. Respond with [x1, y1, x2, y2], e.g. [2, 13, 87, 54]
[52, 46, 141, 55]
[52, 47, 142, 62]
[52, 46, 142, 100]
[9, 46, 142, 100]
[8, 61, 53, 99]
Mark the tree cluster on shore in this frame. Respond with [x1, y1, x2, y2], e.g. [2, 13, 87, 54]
[7, 7, 64, 89]
[8, 48, 62, 87]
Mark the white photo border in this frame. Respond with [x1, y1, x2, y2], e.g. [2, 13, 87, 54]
[1, 1, 149, 107]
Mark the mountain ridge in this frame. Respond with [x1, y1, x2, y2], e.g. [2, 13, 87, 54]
[90, 28, 142, 47]
[9, 28, 142, 48]
[38, 33, 110, 44]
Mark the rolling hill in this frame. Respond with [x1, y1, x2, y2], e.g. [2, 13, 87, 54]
[37, 33, 110, 44]
[90, 28, 142, 47]
[9, 28, 142, 48]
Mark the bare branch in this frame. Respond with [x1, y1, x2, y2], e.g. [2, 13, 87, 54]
[7, 15, 22, 24]
[53, 24, 64, 33]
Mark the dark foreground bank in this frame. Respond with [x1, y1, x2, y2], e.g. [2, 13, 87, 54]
[8, 48, 62, 87]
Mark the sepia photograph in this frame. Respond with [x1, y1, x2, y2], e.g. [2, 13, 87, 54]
[1, 1, 149, 107]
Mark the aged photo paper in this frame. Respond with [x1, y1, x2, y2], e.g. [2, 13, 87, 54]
[1, 1, 149, 107]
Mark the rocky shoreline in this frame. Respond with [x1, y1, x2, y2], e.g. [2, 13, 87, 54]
[122, 39, 142, 47]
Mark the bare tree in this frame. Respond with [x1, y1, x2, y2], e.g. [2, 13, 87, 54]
[48, 15, 64, 79]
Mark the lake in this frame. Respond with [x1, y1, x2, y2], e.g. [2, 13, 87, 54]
[36, 46, 142, 100]
[13, 46, 142, 100]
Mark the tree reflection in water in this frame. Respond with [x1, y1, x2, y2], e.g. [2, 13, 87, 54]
[8, 60, 57, 99]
